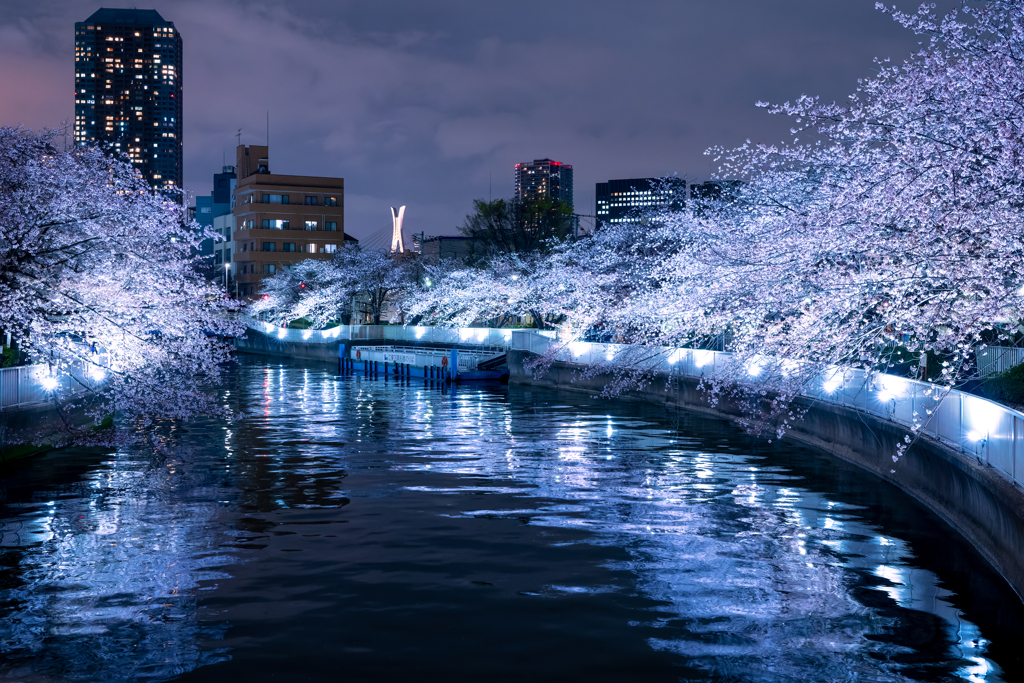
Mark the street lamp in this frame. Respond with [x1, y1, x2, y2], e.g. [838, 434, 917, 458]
[224, 262, 230, 292]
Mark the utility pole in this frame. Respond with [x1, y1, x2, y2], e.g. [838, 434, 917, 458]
[571, 213, 596, 240]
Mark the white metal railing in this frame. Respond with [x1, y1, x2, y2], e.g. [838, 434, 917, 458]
[977, 346, 1024, 377]
[512, 334, 1024, 490]
[247, 319, 532, 349]
[0, 365, 83, 410]
[349, 345, 503, 371]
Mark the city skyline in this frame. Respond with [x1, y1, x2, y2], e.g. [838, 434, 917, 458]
[2, 0, 955, 241]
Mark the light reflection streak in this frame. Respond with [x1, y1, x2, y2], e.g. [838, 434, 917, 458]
[1, 360, 1003, 682]
[0, 451, 235, 681]
[362, 381, 1002, 681]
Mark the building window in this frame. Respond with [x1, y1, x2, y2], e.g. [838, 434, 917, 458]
[304, 196, 318, 206]
[266, 264, 276, 275]
[262, 194, 289, 204]
[242, 243, 247, 252]
[324, 243, 337, 254]
[325, 221, 337, 231]
[263, 242, 275, 252]
[283, 243, 296, 252]
[304, 243, 317, 253]
[245, 219, 254, 229]
[261, 219, 290, 229]
[325, 197, 338, 207]
[305, 221, 318, 230]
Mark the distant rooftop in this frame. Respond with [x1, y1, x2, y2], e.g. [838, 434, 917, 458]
[81, 8, 172, 26]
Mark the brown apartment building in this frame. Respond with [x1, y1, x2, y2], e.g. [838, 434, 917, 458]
[231, 144, 356, 297]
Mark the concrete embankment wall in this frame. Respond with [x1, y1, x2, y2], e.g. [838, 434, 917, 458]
[0, 401, 86, 463]
[234, 328, 343, 364]
[509, 349, 1024, 601]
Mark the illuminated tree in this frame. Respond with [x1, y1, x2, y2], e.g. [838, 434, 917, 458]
[0, 126, 242, 442]
[414, 0, 1024, 440]
[250, 245, 417, 326]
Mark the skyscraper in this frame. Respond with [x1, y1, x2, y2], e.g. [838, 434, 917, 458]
[595, 177, 686, 227]
[514, 159, 573, 208]
[74, 8, 183, 191]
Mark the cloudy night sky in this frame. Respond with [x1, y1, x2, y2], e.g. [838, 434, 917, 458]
[1, 0, 951, 243]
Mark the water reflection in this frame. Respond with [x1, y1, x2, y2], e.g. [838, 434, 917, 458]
[0, 357, 1021, 682]
[0, 449, 234, 680]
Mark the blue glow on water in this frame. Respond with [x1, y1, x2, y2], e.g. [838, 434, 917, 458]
[0, 356, 1021, 682]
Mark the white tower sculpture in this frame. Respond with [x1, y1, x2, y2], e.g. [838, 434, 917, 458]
[390, 206, 406, 253]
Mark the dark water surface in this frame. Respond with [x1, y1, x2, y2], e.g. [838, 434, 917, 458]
[2, 356, 1023, 682]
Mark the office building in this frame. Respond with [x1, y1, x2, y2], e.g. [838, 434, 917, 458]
[595, 177, 686, 227]
[232, 144, 355, 298]
[194, 165, 237, 267]
[74, 8, 183, 191]
[514, 159, 573, 208]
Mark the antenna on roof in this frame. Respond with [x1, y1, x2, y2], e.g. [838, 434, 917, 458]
[236, 128, 241, 146]
[266, 111, 269, 147]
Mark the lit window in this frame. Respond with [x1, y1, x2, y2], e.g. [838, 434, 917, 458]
[324, 244, 337, 254]
[304, 221, 318, 230]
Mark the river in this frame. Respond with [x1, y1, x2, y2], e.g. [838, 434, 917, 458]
[1, 355, 1022, 682]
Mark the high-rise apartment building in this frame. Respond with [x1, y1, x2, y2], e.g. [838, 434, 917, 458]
[232, 145, 355, 298]
[514, 159, 573, 208]
[595, 177, 686, 227]
[74, 8, 183, 191]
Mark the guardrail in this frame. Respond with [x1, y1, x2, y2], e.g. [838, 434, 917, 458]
[348, 345, 503, 371]
[977, 346, 1024, 378]
[247, 320, 549, 349]
[511, 334, 1024, 490]
[0, 365, 84, 410]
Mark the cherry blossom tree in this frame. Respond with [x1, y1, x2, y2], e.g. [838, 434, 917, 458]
[686, 0, 1024, 404]
[0, 126, 243, 444]
[250, 245, 418, 327]
[413, 0, 1024, 440]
